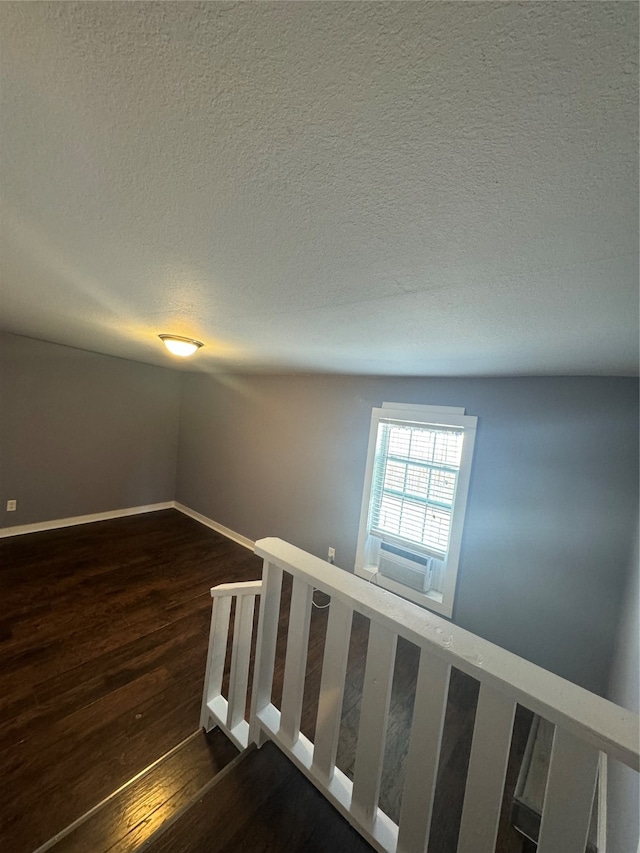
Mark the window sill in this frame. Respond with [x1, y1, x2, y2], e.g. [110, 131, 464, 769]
[354, 565, 452, 618]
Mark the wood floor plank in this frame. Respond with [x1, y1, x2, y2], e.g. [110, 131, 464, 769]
[50, 729, 238, 853]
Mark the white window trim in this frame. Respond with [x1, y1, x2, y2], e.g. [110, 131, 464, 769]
[355, 404, 477, 618]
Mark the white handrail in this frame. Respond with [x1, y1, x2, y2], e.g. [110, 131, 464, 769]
[210, 580, 263, 598]
[254, 537, 639, 771]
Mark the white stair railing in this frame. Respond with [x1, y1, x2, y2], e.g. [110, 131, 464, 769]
[201, 538, 639, 853]
[200, 580, 262, 750]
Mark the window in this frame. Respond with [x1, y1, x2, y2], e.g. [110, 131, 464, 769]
[355, 404, 477, 617]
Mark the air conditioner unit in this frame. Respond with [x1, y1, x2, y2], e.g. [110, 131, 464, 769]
[378, 544, 433, 593]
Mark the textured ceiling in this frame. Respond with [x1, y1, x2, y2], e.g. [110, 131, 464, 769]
[0, 1, 638, 375]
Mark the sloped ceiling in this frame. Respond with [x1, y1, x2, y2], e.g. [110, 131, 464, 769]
[0, 1, 637, 375]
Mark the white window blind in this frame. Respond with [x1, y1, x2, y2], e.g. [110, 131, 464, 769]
[368, 419, 464, 558]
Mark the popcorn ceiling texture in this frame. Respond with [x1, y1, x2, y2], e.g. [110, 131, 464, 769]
[0, 1, 637, 375]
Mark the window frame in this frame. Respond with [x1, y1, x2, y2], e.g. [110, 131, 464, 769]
[354, 404, 477, 618]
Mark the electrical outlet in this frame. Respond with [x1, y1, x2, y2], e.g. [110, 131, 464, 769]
[327, 547, 336, 564]
[6, 499, 17, 512]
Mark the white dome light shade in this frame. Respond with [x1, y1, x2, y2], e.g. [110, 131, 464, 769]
[159, 334, 204, 357]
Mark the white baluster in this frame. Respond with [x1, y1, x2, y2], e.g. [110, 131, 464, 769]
[199, 594, 231, 730]
[226, 592, 257, 731]
[249, 561, 283, 746]
[312, 598, 353, 784]
[279, 576, 313, 746]
[351, 621, 397, 828]
[456, 684, 516, 853]
[396, 651, 451, 853]
[537, 726, 599, 853]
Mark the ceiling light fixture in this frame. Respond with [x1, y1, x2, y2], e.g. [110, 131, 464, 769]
[159, 334, 204, 357]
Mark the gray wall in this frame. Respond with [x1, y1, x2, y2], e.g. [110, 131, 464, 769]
[607, 528, 639, 853]
[176, 372, 639, 695]
[0, 333, 181, 527]
[2, 335, 636, 698]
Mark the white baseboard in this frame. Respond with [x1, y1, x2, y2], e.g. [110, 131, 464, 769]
[0, 499, 256, 553]
[173, 502, 255, 551]
[0, 502, 174, 538]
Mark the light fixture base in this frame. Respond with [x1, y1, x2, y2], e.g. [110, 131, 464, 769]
[159, 334, 204, 357]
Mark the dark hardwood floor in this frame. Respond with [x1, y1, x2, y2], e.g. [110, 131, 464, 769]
[0, 510, 261, 853]
[1, 509, 530, 853]
[144, 742, 376, 853]
[49, 729, 239, 853]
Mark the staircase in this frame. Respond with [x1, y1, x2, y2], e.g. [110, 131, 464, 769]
[41, 731, 375, 853]
[143, 741, 375, 853]
[36, 729, 238, 853]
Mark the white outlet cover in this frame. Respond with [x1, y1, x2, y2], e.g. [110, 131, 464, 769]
[6, 500, 17, 511]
